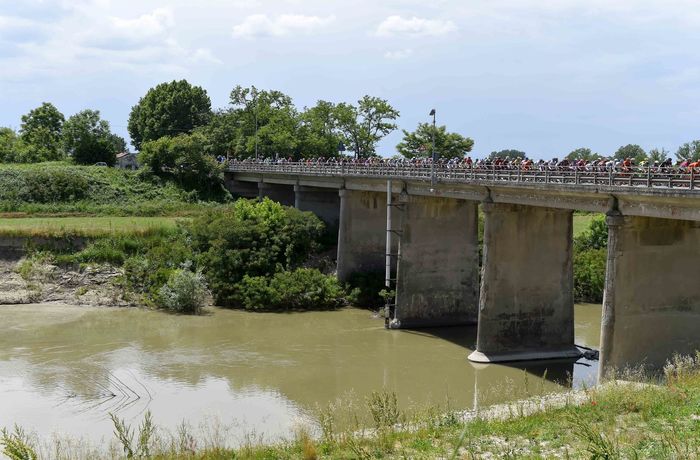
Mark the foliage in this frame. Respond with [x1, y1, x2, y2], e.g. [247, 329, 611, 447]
[128, 80, 212, 150]
[345, 270, 385, 309]
[334, 96, 399, 158]
[396, 123, 474, 159]
[648, 147, 669, 163]
[236, 268, 345, 311]
[488, 149, 526, 160]
[0, 426, 37, 460]
[566, 147, 602, 161]
[573, 215, 608, 303]
[138, 132, 226, 200]
[19, 102, 65, 162]
[188, 199, 325, 306]
[613, 144, 647, 162]
[298, 100, 344, 158]
[158, 265, 209, 314]
[0, 127, 28, 163]
[62, 109, 123, 165]
[676, 140, 700, 161]
[110, 411, 155, 459]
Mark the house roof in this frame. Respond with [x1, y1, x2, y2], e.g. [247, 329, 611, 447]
[116, 152, 135, 159]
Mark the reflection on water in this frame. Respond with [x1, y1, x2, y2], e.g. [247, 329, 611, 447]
[0, 303, 601, 445]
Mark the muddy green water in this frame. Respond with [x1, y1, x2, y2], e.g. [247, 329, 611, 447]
[0, 304, 601, 446]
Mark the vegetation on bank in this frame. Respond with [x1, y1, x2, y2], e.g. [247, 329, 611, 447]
[573, 215, 608, 303]
[5, 354, 700, 459]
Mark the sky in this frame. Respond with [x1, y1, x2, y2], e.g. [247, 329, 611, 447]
[1, 0, 699, 158]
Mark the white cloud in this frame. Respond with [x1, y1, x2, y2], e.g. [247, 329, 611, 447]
[110, 8, 175, 40]
[375, 15, 457, 37]
[384, 48, 413, 60]
[232, 13, 335, 38]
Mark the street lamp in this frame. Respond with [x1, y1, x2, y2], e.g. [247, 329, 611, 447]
[429, 109, 436, 187]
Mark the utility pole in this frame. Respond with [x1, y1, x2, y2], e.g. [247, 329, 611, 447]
[429, 108, 436, 187]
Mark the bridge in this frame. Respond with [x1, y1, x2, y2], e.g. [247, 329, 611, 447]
[225, 162, 700, 381]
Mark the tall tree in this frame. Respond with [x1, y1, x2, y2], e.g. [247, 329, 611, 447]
[647, 147, 669, 163]
[62, 110, 123, 165]
[613, 144, 647, 162]
[298, 100, 343, 158]
[488, 149, 527, 160]
[333, 96, 399, 158]
[676, 140, 700, 161]
[0, 127, 24, 163]
[128, 80, 212, 150]
[566, 147, 602, 161]
[20, 102, 65, 161]
[396, 123, 474, 159]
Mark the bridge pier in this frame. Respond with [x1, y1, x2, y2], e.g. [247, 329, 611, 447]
[468, 202, 579, 363]
[337, 189, 390, 282]
[258, 182, 295, 206]
[599, 214, 700, 379]
[294, 185, 341, 228]
[390, 196, 480, 328]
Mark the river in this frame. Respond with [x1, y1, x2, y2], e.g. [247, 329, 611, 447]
[0, 303, 601, 448]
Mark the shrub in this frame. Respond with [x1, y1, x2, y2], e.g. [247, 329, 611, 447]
[573, 248, 607, 303]
[158, 265, 209, 314]
[236, 268, 345, 311]
[189, 198, 325, 306]
[346, 270, 385, 309]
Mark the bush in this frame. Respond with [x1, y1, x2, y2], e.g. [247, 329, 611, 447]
[236, 268, 345, 311]
[189, 198, 325, 306]
[574, 248, 607, 303]
[158, 266, 209, 314]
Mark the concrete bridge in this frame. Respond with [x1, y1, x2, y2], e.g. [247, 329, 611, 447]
[225, 162, 700, 380]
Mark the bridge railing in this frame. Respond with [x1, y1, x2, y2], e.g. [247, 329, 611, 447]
[226, 162, 699, 191]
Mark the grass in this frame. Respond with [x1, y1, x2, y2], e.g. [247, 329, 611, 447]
[574, 213, 599, 237]
[5, 355, 700, 459]
[0, 216, 186, 238]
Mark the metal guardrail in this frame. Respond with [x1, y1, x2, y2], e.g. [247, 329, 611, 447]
[226, 162, 700, 191]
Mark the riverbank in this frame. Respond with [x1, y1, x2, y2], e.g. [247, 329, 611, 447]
[3, 355, 700, 459]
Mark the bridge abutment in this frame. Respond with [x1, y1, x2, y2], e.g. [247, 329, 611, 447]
[225, 178, 259, 199]
[599, 214, 700, 379]
[468, 202, 579, 363]
[337, 189, 389, 282]
[390, 196, 480, 328]
[258, 182, 295, 206]
[294, 185, 341, 228]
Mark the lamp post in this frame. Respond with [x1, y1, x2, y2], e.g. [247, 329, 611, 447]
[253, 88, 259, 160]
[429, 108, 436, 186]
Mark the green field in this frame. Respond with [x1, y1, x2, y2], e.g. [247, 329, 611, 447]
[0, 216, 186, 237]
[574, 213, 599, 236]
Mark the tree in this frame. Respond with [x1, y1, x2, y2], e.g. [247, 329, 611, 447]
[19, 102, 65, 161]
[488, 149, 526, 160]
[0, 127, 24, 163]
[228, 85, 301, 159]
[298, 100, 344, 158]
[676, 140, 700, 162]
[62, 110, 122, 165]
[566, 147, 602, 161]
[138, 132, 225, 199]
[613, 144, 647, 162]
[128, 80, 212, 150]
[396, 123, 474, 159]
[648, 147, 669, 163]
[333, 96, 399, 158]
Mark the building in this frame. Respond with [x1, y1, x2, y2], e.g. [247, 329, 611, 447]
[116, 152, 139, 170]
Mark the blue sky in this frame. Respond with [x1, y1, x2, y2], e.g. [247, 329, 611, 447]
[1, 0, 699, 158]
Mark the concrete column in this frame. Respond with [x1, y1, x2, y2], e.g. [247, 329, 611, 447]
[468, 202, 580, 363]
[257, 182, 295, 206]
[598, 215, 700, 378]
[224, 177, 259, 199]
[391, 196, 480, 328]
[294, 185, 341, 228]
[336, 189, 388, 282]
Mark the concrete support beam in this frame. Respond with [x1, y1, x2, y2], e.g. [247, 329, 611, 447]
[391, 196, 480, 328]
[337, 189, 388, 282]
[294, 185, 341, 228]
[469, 202, 579, 363]
[258, 182, 295, 206]
[599, 215, 700, 378]
[225, 178, 259, 199]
